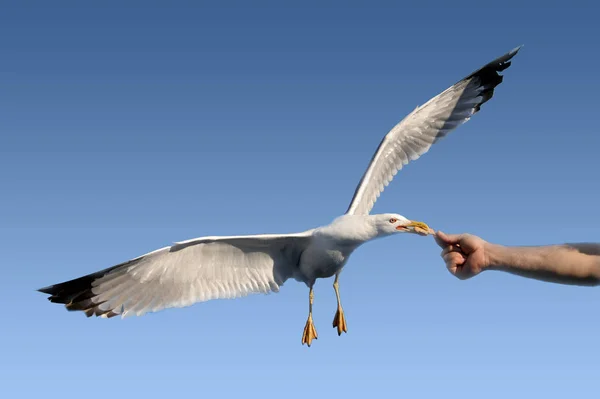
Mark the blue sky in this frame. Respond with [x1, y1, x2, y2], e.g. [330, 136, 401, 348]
[2, 1, 599, 398]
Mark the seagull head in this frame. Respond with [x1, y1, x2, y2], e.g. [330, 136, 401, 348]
[374, 213, 435, 237]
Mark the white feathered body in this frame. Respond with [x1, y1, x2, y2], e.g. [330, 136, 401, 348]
[297, 215, 379, 283]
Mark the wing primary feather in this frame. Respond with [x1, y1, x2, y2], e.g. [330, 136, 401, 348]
[38, 233, 312, 318]
[345, 46, 521, 215]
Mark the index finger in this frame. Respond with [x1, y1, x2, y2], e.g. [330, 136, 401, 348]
[435, 231, 465, 247]
[434, 231, 451, 248]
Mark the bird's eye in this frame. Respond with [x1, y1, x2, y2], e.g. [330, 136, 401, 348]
[389, 218, 397, 223]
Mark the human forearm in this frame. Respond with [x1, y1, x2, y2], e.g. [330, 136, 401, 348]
[485, 243, 600, 286]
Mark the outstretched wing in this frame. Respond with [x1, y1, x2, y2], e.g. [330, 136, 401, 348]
[346, 46, 521, 215]
[38, 231, 313, 318]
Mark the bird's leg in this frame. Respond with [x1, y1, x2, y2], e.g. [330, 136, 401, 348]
[301, 286, 318, 347]
[332, 273, 348, 336]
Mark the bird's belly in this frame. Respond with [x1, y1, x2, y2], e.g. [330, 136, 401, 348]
[299, 248, 347, 281]
[312, 261, 342, 279]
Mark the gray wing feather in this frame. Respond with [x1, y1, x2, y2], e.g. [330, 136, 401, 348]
[38, 232, 313, 318]
[346, 46, 521, 215]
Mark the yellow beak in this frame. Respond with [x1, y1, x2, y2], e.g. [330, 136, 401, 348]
[396, 220, 435, 236]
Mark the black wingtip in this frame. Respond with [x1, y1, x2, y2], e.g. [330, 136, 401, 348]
[509, 45, 523, 56]
[460, 45, 522, 115]
[38, 259, 142, 317]
[37, 285, 56, 295]
[466, 45, 522, 80]
[38, 272, 109, 310]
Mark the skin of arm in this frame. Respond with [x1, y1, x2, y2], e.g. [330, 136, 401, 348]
[434, 231, 600, 286]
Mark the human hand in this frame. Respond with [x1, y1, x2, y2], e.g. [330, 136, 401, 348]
[434, 231, 490, 280]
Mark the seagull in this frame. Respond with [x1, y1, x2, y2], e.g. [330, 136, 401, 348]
[38, 47, 520, 346]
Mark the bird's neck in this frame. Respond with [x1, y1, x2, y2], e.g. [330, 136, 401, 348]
[318, 215, 383, 246]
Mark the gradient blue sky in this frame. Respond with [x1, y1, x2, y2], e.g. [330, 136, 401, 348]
[2, 1, 599, 398]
